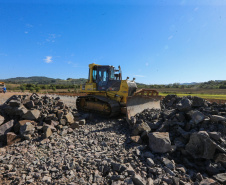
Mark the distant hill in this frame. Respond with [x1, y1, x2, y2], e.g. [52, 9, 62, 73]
[0, 76, 87, 85]
[180, 82, 201, 85]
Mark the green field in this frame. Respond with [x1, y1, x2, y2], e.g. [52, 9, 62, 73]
[159, 93, 226, 100]
[157, 88, 226, 101]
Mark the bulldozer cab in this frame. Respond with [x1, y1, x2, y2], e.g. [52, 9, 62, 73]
[90, 65, 121, 91]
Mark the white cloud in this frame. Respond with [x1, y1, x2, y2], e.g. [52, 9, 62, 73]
[44, 56, 53, 63]
[134, 75, 145, 77]
[194, 7, 199, 11]
[46, 34, 61, 43]
[0, 53, 7, 56]
[73, 64, 78, 68]
[66, 61, 78, 68]
[26, 24, 33, 28]
[168, 35, 173, 40]
[145, 62, 149, 66]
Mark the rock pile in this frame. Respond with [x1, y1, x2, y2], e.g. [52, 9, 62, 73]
[0, 93, 83, 147]
[0, 94, 226, 184]
[130, 95, 226, 184]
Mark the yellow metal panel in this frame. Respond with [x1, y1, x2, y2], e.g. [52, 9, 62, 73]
[80, 83, 97, 92]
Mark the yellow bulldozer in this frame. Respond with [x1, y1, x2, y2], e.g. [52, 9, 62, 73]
[76, 63, 161, 122]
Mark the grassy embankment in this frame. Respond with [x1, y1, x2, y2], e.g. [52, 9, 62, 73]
[157, 88, 226, 101]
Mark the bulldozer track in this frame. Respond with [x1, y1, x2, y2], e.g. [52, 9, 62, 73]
[76, 95, 121, 117]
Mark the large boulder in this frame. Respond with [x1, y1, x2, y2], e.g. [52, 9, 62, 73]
[24, 100, 35, 109]
[213, 173, 226, 184]
[132, 121, 151, 136]
[65, 112, 74, 124]
[14, 120, 36, 134]
[148, 132, 171, 153]
[20, 121, 35, 140]
[14, 105, 28, 117]
[7, 132, 21, 146]
[188, 110, 205, 124]
[22, 110, 40, 120]
[176, 97, 192, 112]
[9, 99, 21, 107]
[0, 120, 14, 141]
[192, 96, 207, 107]
[185, 131, 217, 159]
[42, 126, 52, 139]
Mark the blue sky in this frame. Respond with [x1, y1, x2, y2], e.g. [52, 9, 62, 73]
[0, 0, 226, 84]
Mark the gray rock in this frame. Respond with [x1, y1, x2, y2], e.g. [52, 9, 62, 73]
[14, 120, 36, 134]
[57, 110, 64, 119]
[7, 132, 21, 146]
[186, 131, 216, 159]
[20, 121, 35, 140]
[213, 173, 226, 184]
[112, 162, 123, 172]
[70, 122, 80, 129]
[132, 174, 146, 185]
[79, 119, 86, 125]
[208, 132, 221, 141]
[210, 115, 226, 122]
[192, 96, 207, 107]
[190, 110, 205, 124]
[65, 112, 74, 124]
[43, 126, 52, 138]
[42, 176, 51, 183]
[200, 178, 218, 185]
[22, 110, 40, 120]
[25, 101, 35, 109]
[143, 151, 154, 159]
[162, 158, 175, 170]
[176, 97, 192, 112]
[132, 121, 151, 136]
[9, 99, 21, 107]
[59, 119, 67, 126]
[0, 120, 14, 140]
[131, 135, 142, 144]
[148, 132, 171, 153]
[10, 105, 28, 118]
[56, 100, 64, 106]
[0, 115, 5, 125]
[147, 158, 155, 167]
[147, 178, 154, 185]
[215, 153, 226, 165]
[126, 164, 135, 176]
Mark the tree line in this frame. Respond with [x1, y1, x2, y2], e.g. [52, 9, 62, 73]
[137, 80, 226, 89]
[12, 84, 81, 92]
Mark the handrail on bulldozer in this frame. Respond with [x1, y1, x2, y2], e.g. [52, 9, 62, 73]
[133, 89, 159, 97]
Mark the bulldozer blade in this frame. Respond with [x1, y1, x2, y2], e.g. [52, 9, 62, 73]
[126, 96, 161, 124]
